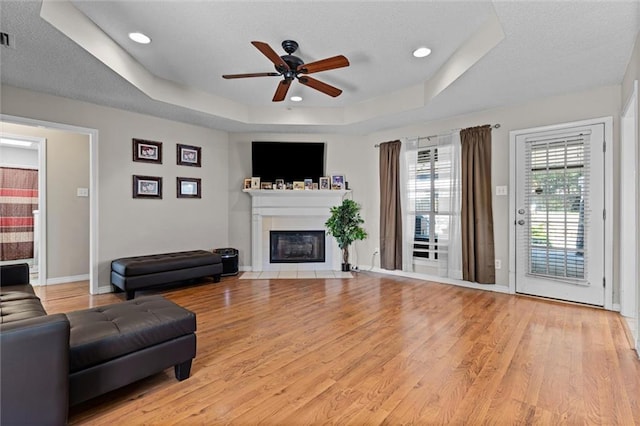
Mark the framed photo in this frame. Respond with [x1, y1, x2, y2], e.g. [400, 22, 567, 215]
[304, 178, 312, 190]
[133, 139, 162, 164]
[319, 176, 330, 190]
[285, 182, 293, 190]
[275, 179, 285, 190]
[293, 181, 305, 190]
[177, 177, 201, 198]
[331, 175, 345, 190]
[261, 182, 273, 190]
[243, 178, 252, 190]
[132, 175, 162, 199]
[312, 183, 319, 190]
[177, 144, 201, 167]
[251, 177, 261, 189]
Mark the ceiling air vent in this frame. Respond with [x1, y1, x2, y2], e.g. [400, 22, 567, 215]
[1, 32, 13, 48]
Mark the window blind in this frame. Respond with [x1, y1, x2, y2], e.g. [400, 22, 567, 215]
[523, 131, 591, 283]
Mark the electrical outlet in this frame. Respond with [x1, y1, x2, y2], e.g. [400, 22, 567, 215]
[495, 259, 502, 270]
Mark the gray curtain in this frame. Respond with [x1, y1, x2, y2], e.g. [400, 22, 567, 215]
[460, 126, 495, 284]
[379, 140, 403, 270]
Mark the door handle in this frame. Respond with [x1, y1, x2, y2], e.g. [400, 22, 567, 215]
[517, 219, 525, 225]
[518, 209, 525, 215]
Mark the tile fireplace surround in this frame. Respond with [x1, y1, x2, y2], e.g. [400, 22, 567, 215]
[244, 189, 349, 272]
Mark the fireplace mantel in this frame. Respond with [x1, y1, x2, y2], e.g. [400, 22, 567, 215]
[245, 189, 350, 271]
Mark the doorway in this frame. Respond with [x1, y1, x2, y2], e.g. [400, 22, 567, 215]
[509, 117, 613, 307]
[1, 114, 98, 294]
[0, 133, 46, 284]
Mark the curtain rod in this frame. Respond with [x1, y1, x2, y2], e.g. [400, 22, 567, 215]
[374, 123, 501, 147]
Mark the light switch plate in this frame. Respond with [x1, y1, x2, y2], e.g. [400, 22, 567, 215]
[495, 185, 508, 196]
[77, 187, 89, 197]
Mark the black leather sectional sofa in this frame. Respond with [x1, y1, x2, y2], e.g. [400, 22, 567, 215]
[0, 263, 197, 426]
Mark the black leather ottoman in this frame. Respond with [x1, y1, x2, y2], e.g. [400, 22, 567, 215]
[66, 295, 196, 406]
[111, 250, 223, 299]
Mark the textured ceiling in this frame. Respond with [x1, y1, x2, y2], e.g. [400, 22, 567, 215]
[1, 1, 639, 134]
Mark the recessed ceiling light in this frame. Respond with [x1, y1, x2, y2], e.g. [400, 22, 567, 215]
[290, 96, 303, 102]
[0, 138, 32, 147]
[128, 32, 151, 44]
[413, 47, 432, 58]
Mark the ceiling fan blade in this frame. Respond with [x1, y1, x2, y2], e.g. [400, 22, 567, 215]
[251, 41, 290, 71]
[273, 79, 291, 102]
[297, 55, 349, 74]
[298, 76, 342, 97]
[222, 72, 280, 79]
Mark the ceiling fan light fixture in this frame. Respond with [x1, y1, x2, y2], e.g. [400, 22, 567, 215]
[290, 96, 303, 102]
[413, 47, 432, 58]
[128, 32, 151, 44]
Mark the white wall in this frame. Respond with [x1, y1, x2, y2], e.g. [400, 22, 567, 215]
[1, 85, 230, 291]
[0, 145, 38, 168]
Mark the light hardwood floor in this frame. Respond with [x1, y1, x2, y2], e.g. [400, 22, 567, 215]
[36, 273, 640, 425]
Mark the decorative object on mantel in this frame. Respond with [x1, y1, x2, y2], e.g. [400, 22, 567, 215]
[320, 176, 330, 190]
[243, 178, 252, 190]
[251, 177, 261, 189]
[293, 181, 305, 190]
[325, 199, 368, 272]
[132, 175, 162, 199]
[177, 177, 201, 199]
[275, 179, 285, 190]
[331, 175, 345, 190]
[261, 182, 273, 190]
[132, 138, 162, 164]
[176, 144, 201, 167]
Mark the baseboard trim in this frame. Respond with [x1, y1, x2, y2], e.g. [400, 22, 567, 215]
[46, 274, 90, 285]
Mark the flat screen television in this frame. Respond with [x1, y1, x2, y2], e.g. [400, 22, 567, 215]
[251, 141, 325, 183]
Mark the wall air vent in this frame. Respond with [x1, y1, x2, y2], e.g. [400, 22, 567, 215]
[1, 32, 13, 48]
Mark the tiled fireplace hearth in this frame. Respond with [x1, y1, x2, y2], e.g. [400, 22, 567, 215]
[245, 190, 349, 271]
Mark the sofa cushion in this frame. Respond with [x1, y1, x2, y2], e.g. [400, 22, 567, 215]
[0, 298, 47, 324]
[66, 295, 196, 373]
[111, 250, 221, 277]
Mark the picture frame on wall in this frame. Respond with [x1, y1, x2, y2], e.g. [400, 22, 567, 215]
[177, 144, 202, 167]
[319, 176, 330, 190]
[132, 138, 162, 164]
[331, 175, 345, 190]
[177, 177, 201, 198]
[133, 175, 162, 199]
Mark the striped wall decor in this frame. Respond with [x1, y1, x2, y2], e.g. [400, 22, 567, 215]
[0, 167, 38, 261]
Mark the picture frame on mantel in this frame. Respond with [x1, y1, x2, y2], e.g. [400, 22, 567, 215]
[331, 175, 345, 190]
[177, 144, 202, 167]
[177, 177, 201, 198]
[132, 138, 162, 164]
[133, 175, 162, 199]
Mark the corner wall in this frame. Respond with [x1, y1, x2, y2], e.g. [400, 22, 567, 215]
[1, 85, 230, 291]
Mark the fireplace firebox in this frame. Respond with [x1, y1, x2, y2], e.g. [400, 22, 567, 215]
[270, 230, 326, 263]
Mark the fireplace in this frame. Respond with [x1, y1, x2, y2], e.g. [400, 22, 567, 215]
[270, 230, 326, 263]
[247, 190, 346, 271]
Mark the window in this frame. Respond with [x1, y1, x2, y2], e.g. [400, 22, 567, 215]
[413, 144, 454, 260]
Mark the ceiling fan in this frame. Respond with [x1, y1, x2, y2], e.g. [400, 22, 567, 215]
[222, 40, 349, 102]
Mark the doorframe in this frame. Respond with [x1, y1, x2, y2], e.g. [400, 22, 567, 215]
[0, 132, 46, 285]
[620, 80, 639, 352]
[508, 116, 614, 310]
[1, 114, 100, 295]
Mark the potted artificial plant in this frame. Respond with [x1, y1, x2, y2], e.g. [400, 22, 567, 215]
[325, 199, 368, 271]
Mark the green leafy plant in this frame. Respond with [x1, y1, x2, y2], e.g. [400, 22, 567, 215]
[325, 199, 368, 267]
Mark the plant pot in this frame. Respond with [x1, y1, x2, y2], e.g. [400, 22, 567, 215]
[341, 263, 351, 272]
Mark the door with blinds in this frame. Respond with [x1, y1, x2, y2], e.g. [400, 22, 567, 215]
[514, 123, 605, 306]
